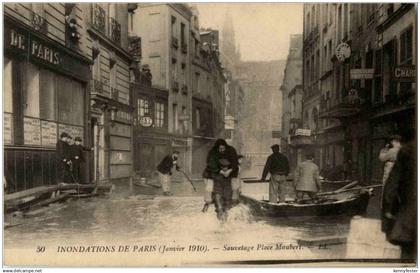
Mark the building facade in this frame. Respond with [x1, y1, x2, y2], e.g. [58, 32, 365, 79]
[280, 34, 303, 169]
[4, 4, 92, 192]
[81, 3, 133, 183]
[132, 4, 193, 173]
[302, 3, 416, 183]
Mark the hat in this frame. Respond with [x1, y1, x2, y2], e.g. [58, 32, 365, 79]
[389, 134, 402, 142]
[60, 132, 69, 138]
[172, 150, 180, 154]
[219, 158, 230, 167]
[67, 135, 73, 140]
[75, 137, 82, 142]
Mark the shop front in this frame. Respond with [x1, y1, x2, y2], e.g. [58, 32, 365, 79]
[4, 17, 91, 193]
[132, 83, 171, 178]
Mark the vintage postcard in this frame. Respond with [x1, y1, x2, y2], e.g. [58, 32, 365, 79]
[2, 2, 417, 268]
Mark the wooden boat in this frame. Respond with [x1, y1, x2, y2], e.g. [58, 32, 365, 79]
[239, 188, 371, 217]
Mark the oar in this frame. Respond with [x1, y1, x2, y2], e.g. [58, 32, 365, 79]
[317, 183, 383, 197]
[177, 169, 197, 192]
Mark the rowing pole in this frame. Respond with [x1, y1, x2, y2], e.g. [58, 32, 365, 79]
[177, 169, 197, 192]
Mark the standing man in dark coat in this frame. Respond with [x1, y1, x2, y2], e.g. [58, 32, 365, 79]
[261, 144, 290, 203]
[381, 132, 417, 260]
[70, 137, 92, 184]
[157, 151, 180, 196]
[56, 132, 71, 184]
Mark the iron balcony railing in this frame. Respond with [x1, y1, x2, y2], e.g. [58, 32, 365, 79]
[91, 4, 106, 34]
[109, 17, 121, 45]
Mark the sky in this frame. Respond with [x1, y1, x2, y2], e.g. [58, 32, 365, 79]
[196, 3, 303, 62]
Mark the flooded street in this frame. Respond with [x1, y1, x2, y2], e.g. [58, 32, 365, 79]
[4, 180, 352, 265]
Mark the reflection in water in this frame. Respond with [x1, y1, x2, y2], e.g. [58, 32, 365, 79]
[4, 182, 351, 261]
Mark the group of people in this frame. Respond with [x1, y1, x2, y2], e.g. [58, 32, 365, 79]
[379, 133, 416, 260]
[56, 132, 91, 184]
[261, 144, 322, 203]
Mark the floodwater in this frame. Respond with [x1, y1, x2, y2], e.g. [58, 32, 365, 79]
[4, 180, 352, 266]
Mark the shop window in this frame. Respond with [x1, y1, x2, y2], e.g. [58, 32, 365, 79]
[4, 57, 13, 144]
[24, 63, 40, 118]
[155, 102, 165, 128]
[40, 69, 56, 121]
[4, 57, 13, 114]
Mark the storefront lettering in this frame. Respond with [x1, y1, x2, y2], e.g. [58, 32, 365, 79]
[394, 67, 415, 78]
[31, 40, 61, 65]
[9, 29, 26, 50]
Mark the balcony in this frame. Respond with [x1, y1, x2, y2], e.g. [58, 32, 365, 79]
[109, 17, 121, 46]
[91, 4, 106, 34]
[30, 10, 48, 34]
[171, 37, 179, 49]
[128, 36, 142, 61]
[319, 95, 361, 119]
[181, 43, 187, 54]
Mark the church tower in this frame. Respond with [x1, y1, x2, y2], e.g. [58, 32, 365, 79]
[220, 8, 240, 74]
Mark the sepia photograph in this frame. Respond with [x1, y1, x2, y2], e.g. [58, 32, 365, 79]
[2, 2, 417, 268]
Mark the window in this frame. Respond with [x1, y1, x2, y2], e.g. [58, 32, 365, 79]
[329, 4, 334, 25]
[4, 57, 13, 114]
[155, 102, 164, 128]
[400, 26, 413, 64]
[137, 98, 149, 118]
[12, 60, 85, 147]
[171, 16, 176, 37]
[181, 106, 187, 133]
[39, 69, 56, 120]
[195, 108, 200, 129]
[173, 103, 178, 132]
[24, 63, 40, 118]
[181, 22, 185, 46]
[4, 57, 13, 144]
[93, 51, 101, 80]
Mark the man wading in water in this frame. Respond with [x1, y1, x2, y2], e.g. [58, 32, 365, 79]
[202, 139, 238, 221]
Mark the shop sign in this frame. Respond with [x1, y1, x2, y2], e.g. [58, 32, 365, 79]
[5, 23, 90, 81]
[24, 117, 41, 145]
[272, 130, 282, 138]
[4, 113, 13, 144]
[295, 128, 311, 136]
[139, 116, 153, 127]
[41, 120, 57, 147]
[350, 69, 374, 79]
[393, 65, 416, 82]
[58, 124, 84, 143]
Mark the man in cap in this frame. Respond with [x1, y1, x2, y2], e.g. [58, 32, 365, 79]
[56, 133, 71, 184]
[157, 151, 181, 196]
[261, 144, 290, 203]
[70, 137, 92, 184]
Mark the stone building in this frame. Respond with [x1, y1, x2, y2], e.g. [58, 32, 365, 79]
[4, 4, 92, 192]
[302, 3, 416, 183]
[132, 4, 193, 173]
[280, 34, 303, 170]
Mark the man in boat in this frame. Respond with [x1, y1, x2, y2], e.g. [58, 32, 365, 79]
[157, 151, 180, 196]
[294, 152, 322, 201]
[261, 144, 290, 203]
[56, 132, 72, 184]
[381, 130, 416, 260]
